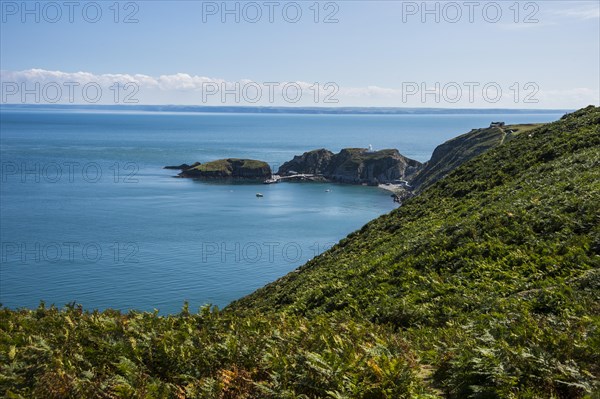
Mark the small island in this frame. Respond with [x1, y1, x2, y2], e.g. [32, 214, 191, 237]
[169, 158, 272, 179]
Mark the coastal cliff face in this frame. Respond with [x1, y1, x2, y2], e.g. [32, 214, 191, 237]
[179, 158, 271, 179]
[409, 127, 506, 190]
[277, 149, 334, 175]
[278, 148, 421, 184]
[409, 123, 543, 191]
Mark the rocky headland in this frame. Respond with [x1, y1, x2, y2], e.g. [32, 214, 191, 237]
[410, 122, 543, 191]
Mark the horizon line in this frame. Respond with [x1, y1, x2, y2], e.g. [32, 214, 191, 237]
[0, 103, 576, 115]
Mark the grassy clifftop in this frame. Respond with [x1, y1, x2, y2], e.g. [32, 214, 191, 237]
[1, 106, 599, 398]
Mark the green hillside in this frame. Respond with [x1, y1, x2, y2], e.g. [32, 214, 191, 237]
[231, 105, 600, 396]
[409, 123, 545, 191]
[1, 106, 598, 398]
[231, 107, 599, 317]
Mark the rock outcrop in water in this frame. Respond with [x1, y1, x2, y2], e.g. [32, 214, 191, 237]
[178, 159, 272, 179]
[164, 162, 201, 171]
[278, 148, 421, 185]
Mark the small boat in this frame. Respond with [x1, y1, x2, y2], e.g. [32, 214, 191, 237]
[325, 189, 331, 192]
[256, 193, 264, 197]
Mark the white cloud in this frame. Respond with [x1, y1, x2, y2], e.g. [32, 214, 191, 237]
[546, 2, 600, 21]
[495, 1, 599, 30]
[495, 21, 555, 31]
[1, 68, 598, 108]
[341, 86, 402, 98]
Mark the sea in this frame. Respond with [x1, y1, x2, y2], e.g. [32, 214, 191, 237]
[0, 109, 565, 313]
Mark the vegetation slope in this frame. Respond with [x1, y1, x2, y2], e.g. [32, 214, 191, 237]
[410, 123, 544, 190]
[1, 106, 599, 398]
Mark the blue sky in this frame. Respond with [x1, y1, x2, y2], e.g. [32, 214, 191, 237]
[1, 0, 599, 108]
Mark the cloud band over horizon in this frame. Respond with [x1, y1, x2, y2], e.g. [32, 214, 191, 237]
[1, 68, 598, 109]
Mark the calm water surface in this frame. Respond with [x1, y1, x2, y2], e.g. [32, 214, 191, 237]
[0, 110, 563, 313]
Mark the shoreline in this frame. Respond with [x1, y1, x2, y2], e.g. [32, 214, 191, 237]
[377, 183, 413, 204]
[377, 183, 407, 194]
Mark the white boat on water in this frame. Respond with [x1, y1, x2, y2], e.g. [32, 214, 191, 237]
[256, 193, 264, 197]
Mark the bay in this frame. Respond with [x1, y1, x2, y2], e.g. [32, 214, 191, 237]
[0, 110, 563, 313]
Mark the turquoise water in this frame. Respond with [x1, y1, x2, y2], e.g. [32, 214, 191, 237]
[0, 110, 563, 313]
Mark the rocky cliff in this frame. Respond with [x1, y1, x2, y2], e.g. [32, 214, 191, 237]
[178, 159, 271, 179]
[278, 149, 335, 175]
[278, 148, 421, 185]
[409, 123, 543, 191]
